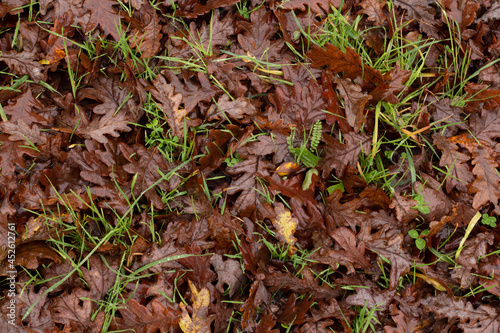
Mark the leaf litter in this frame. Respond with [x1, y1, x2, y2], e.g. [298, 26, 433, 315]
[1, 0, 500, 332]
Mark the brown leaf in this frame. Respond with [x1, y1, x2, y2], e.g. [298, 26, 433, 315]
[1, 120, 47, 146]
[191, 0, 240, 17]
[151, 74, 187, 138]
[359, 0, 387, 26]
[330, 227, 371, 272]
[1, 87, 48, 125]
[324, 189, 367, 231]
[206, 94, 257, 121]
[163, 71, 218, 113]
[393, 0, 441, 37]
[320, 132, 371, 177]
[421, 293, 500, 332]
[334, 77, 372, 132]
[0, 50, 45, 82]
[81, 256, 119, 300]
[128, 3, 162, 58]
[240, 278, 271, 331]
[236, 8, 284, 61]
[469, 145, 500, 214]
[226, 155, 275, 216]
[470, 108, 500, 146]
[307, 43, 384, 85]
[263, 267, 342, 301]
[275, 76, 328, 129]
[210, 254, 244, 297]
[114, 298, 181, 332]
[389, 192, 418, 223]
[366, 233, 415, 290]
[79, 0, 123, 41]
[278, 0, 342, 14]
[433, 133, 473, 193]
[122, 144, 184, 209]
[16, 241, 61, 269]
[49, 288, 93, 330]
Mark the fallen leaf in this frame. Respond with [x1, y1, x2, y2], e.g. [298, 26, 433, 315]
[179, 280, 215, 333]
[307, 43, 384, 86]
[271, 203, 299, 254]
[334, 77, 372, 132]
[150, 74, 187, 139]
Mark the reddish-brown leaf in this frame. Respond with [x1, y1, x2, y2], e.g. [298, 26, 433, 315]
[150, 74, 187, 139]
[433, 133, 473, 193]
[366, 233, 415, 290]
[359, 0, 387, 26]
[226, 154, 275, 216]
[114, 299, 181, 332]
[334, 77, 372, 132]
[421, 293, 500, 332]
[320, 132, 371, 177]
[206, 94, 257, 122]
[210, 254, 244, 297]
[0, 51, 45, 82]
[1, 87, 48, 125]
[79, 0, 123, 41]
[128, 3, 162, 58]
[278, 0, 341, 14]
[469, 145, 500, 214]
[307, 43, 384, 85]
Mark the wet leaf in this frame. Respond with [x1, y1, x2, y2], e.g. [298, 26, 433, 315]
[307, 43, 384, 85]
[271, 203, 299, 254]
[179, 280, 215, 333]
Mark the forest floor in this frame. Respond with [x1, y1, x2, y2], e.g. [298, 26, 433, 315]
[1, 0, 500, 332]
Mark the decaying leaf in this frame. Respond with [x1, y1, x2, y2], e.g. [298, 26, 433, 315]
[271, 203, 299, 254]
[179, 280, 215, 333]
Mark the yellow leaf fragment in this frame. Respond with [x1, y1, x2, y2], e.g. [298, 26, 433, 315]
[411, 272, 447, 292]
[276, 162, 301, 177]
[179, 280, 213, 333]
[271, 203, 298, 254]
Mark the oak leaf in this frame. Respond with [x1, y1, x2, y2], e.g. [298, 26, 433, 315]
[359, 0, 387, 26]
[0, 50, 45, 82]
[114, 299, 181, 332]
[1, 120, 47, 146]
[206, 94, 257, 122]
[433, 133, 473, 193]
[49, 288, 92, 330]
[366, 233, 415, 290]
[128, 3, 162, 58]
[278, 0, 341, 14]
[334, 77, 372, 132]
[470, 108, 500, 146]
[179, 280, 215, 333]
[226, 154, 275, 216]
[236, 8, 284, 61]
[1, 87, 48, 125]
[421, 293, 500, 332]
[469, 145, 500, 214]
[307, 43, 384, 85]
[151, 74, 187, 139]
[320, 132, 371, 177]
[79, 0, 123, 41]
[210, 254, 244, 298]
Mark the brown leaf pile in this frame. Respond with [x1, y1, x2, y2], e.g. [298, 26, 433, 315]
[1, 0, 500, 332]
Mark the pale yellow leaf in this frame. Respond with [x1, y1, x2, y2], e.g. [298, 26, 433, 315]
[179, 280, 213, 333]
[271, 203, 298, 254]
